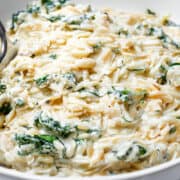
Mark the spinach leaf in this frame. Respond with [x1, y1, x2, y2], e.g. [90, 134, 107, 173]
[162, 19, 180, 27]
[169, 62, 180, 67]
[35, 75, 50, 87]
[10, 11, 25, 31]
[78, 88, 100, 97]
[86, 129, 101, 137]
[92, 42, 103, 52]
[0, 83, 6, 94]
[169, 126, 176, 134]
[62, 73, 77, 89]
[15, 134, 57, 156]
[27, 5, 40, 15]
[113, 147, 133, 161]
[15, 98, 25, 107]
[147, 27, 180, 49]
[59, 0, 68, 3]
[41, 0, 56, 11]
[108, 88, 148, 105]
[34, 111, 73, 138]
[108, 87, 133, 105]
[66, 19, 82, 25]
[113, 142, 147, 162]
[38, 134, 57, 142]
[157, 75, 167, 85]
[74, 138, 86, 145]
[47, 15, 63, 22]
[146, 9, 156, 16]
[137, 145, 147, 156]
[0, 102, 12, 115]
[118, 28, 129, 36]
[79, 88, 101, 97]
[64, 14, 95, 26]
[41, 0, 53, 4]
[134, 90, 148, 103]
[157, 65, 168, 85]
[41, 0, 68, 13]
[64, 16, 83, 25]
[87, 90, 100, 97]
[62, 73, 77, 85]
[49, 54, 57, 59]
[122, 116, 133, 123]
[75, 126, 102, 139]
[127, 68, 146, 72]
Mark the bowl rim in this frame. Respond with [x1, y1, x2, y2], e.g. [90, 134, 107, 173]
[0, 158, 180, 180]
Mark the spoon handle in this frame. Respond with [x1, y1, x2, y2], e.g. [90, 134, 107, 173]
[0, 21, 7, 62]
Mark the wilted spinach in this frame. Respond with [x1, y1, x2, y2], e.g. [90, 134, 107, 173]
[0, 83, 6, 94]
[147, 27, 180, 49]
[10, 11, 25, 31]
[0, 102, 12, 115]
[108, 87, 133, 105]
[35, 75, 50, 87]
[34, 111, 74, 138]
[41, 0, 68, 13]
[157, 65, 168, 85]
[146, 9, 156, 16]
[113, 142, 147, 161]
[27, 5, 40, 15]
[15, 134, 58, 156]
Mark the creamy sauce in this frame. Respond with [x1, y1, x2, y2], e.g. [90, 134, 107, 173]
[0, 0, 179, 177]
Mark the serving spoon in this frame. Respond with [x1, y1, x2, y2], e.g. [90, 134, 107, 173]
[0, 21, 18, 70]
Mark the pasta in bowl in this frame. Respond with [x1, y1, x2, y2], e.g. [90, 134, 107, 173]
[0, 0, 180, 177]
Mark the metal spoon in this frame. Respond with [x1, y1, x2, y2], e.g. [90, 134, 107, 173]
[0, 21, 18, 70]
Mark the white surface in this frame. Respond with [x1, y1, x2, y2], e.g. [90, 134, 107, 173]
[0, 0, 180, 180]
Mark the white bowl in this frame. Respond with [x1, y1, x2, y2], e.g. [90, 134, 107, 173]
[0, 0, 180, 179]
